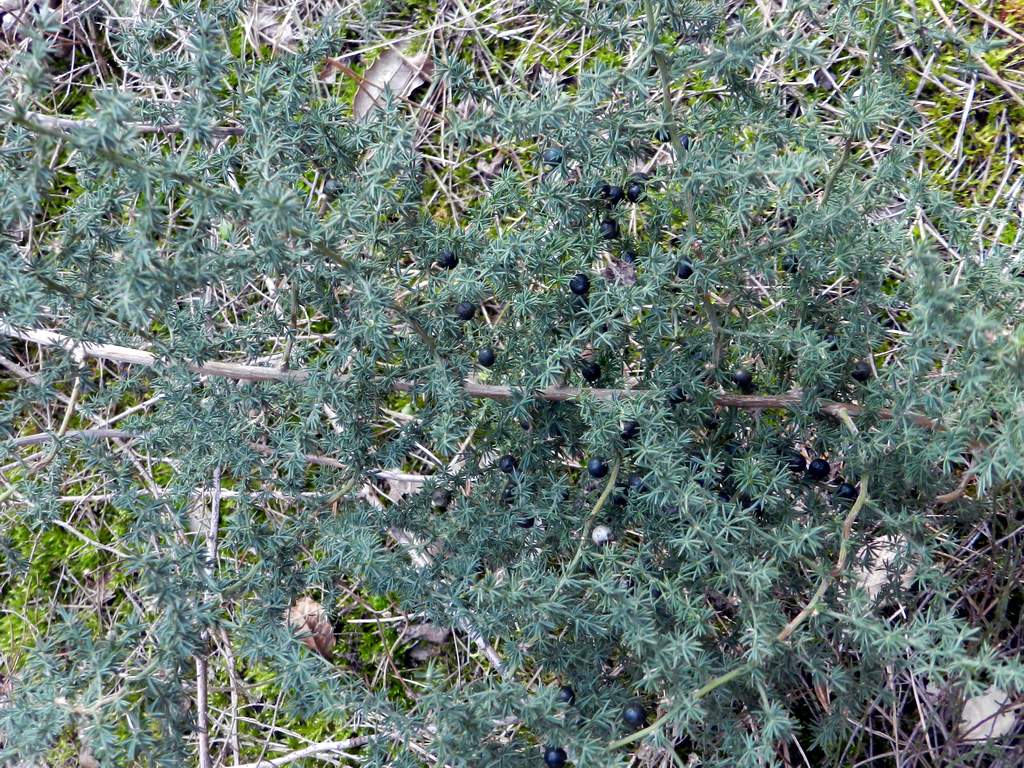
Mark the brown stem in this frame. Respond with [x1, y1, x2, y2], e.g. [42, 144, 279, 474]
[1, 323, 942, 431]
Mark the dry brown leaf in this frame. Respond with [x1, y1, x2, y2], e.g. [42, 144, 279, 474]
[286, 596, 335, 659]
[601, 259, 637, 286]
[352, 47, 433, 120]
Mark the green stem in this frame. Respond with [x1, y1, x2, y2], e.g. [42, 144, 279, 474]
[551, 461, 620, 599]
[608, 661, 756, 750]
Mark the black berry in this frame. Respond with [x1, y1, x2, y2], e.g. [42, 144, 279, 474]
[732, 368, 754, 393]
[836, 481, 858, 499]
[678, 134, 691, 151]
[623, 704, 647, 728]
[807, 458, 831, 481]
[580, 360, 601, 383]
[430, 489, 451, 510]
[456, 301, 476, 321]
[852, 361, 872, 382]
[556, 685, 575, 704]
[541, 147, 563, 165]
[621, 248, 637, 263]
[437, 249, 458, 269]
[569, 273, 590, 295]
[599, 219, 620, 239]
[627, 473, 646, 493]
[587, 457, 608, 479]
[604, 185, 624, 205]
[498, 454, 518, 474]
[625, 180, 645, 203]
[675, 260, 694, 279]
[667, 385, 689, 406]
[620, 420, 639, 440]
[786, 453, 807, 473]
[477, 347, 496, 367]
[543, 746, 567, 768]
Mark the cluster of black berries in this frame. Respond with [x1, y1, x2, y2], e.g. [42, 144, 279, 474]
[787, 454, 859, 499]
[542, 690, 647, 766]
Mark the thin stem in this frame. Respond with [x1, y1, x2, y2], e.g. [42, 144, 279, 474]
[819, 137, 852, 207]
[777, 408, 868, 642]
[608, 661, 756, 750]
[551, 461, 621, 599]
[0, 322, 944, 432]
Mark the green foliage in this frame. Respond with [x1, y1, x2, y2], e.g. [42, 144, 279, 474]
[2, 0, 1023, 766]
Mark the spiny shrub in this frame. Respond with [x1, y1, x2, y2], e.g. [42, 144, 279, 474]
[1, 0, 1023, 766]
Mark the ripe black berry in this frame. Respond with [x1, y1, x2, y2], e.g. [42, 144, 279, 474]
[477, 347, 496, 367]
[541, 147, 563, 165]
[543, 746, 567, 768]
[667, 385, 689, 406]
[599, 219, 620, 239]
[437, 249, 458, 269]
[852, 361, 872, 382]
[580, 360, 601, 383]
[569, 273, 590, 295]
[625, 180, 645, 203]
[587, 457, 609, 479]
[678, 134, 691, 151]
[623, 704, 647, 728]
[456, 301, 476, 321]
[807, 458, 831, 481]
[498, 454, 518, 474]
[621, 248, 637, 263]
[604, 185, 624, 205]
[627, 473, 646, 493]
[786, 453, 807, 473]
[556, 685, 575, 705]
[675, 260, 694, 279]
[836, 481, 858, 499]
[431, 489, 451, 510]
[732, 368, 754, 394]
[620, 420, 639, 441]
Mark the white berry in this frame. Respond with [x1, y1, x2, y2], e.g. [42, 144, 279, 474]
[591, 525, 613, 546]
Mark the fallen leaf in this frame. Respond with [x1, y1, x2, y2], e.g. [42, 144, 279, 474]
[286, 596, 335, 659]
[852, 535, 916, 600]
[959, 686, 1017, 742]
[383, 472, 426, 502]
[405, 622, 452, 645]
[407, 640, 444, 662]
[601, 260, 637, 286]
[353, 47, 433, 120]
[78, 747, 101, 768]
